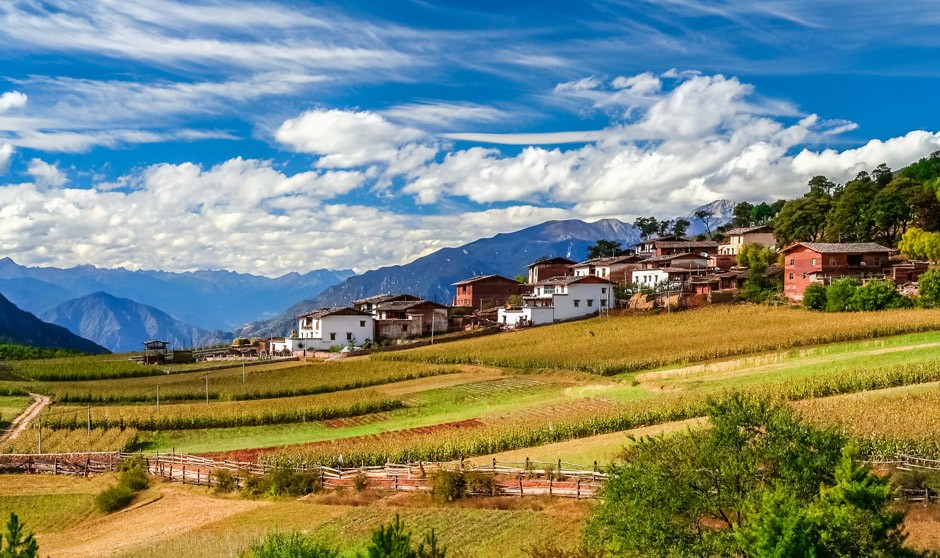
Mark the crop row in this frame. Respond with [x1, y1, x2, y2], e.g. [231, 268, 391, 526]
[45, 395, 406, 430]
[0, 426, 139, 454]
[374, 306, 940, 374]
[262, 359, 940, 467]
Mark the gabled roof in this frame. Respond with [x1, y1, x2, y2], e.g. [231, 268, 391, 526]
[452, 274, 521, 286]
[781, 242, 895, 254]
[572, 254, 645, 267]
[726, 225, 773, 236]
[645, 252, 708, 263]
[376, 299, 448, 311]
[526, 256, 576, 268]
[298, 307, 371, 319]
[536, 275, 614, 286]
[654, 240, 719, 249]
[352, 293, 421, 305]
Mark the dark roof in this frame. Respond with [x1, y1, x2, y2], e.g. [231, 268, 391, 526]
[726, 225, 773, 236]
[452, 274, 520, 286]
[654, 240, 719, 249]
[526, 257, 576, 268]
[536, 275, 614, 286]
[352, 293, 420, 305]
[572, 255, 645, 266]
[376, 299, 447, 311]
[783, 242, 895, 254]
[645, 252, 708, 263]
[298, 307, 371, 319]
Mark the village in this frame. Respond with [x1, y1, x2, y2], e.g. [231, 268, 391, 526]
[243, 225, 930, 357]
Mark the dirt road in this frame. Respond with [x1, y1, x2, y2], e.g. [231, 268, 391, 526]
[0, 393, 50, 444]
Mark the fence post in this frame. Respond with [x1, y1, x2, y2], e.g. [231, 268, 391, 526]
[548, 474, 553, 497]
[492, 458, 496, 475]
[518, 477, 523, 497]
[395, 476, 399, 492]
[182, 465, 186, 484]
[576, 478, 581, 500]
[85, 457, 89, 477]
[53, 456, 57, 475]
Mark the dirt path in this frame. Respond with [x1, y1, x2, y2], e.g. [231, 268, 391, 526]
[37, 486, 265, 558]
[0, 393, 49, 444]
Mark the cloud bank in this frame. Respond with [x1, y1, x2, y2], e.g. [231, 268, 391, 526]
[1, 72, 939, 275]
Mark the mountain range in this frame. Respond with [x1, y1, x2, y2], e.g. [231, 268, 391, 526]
[40, 292, 231, 353]
[0, 259, 353, 331]
[0, 292, 109, 354]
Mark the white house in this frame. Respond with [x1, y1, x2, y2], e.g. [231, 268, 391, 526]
[295, 307, 374, 350]
[632, 253, 709, 289]
[497, 275, 614, 327]
[718, 225, 776, 255]
[570, 255, 645, 283]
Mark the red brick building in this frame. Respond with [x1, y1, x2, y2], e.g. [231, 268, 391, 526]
[452, 274, 528, 310]
[781, 242, 895, 300]
[526, 257, 575, 284]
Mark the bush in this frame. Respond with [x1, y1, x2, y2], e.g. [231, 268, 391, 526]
[95, 484, 135, 513]
[918, 268, 940, 308]
[120, 467, 149, 491]
[825, 278, 860, 312]
[242, 475, 267, 498]
[241, 531, 339, 558]
[363, 514, 447, 558]
[353, 472, 369, 492]
[802, 284, 827, 311]
[851, 279, 908, 311]
[430, 470, 496, 502]
[265, 468, 323, 497]
[213, 469, 238, 494]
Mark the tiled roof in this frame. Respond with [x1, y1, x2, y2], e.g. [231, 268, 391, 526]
[352, 293, 417, 305]
[536, 275, 614, 286]
[785, 242, 895, 254]
[376, 299, 446, 311]
[298, 307, 371, 319]
[452, 274, 519, 286]
[645, 252, 707, 263]
[726, 225, 773, 236]
[526, 257, 576, 267]
[654, 240, 719, 248]
[572, 255, 644, 266]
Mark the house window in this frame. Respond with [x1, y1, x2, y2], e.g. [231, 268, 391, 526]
[847, 254, 862, 266]
[544, 286, 555, 294]
[789, 273, 794, 280]
[789, 258, 794, 266]
[359, 320, 366, 327]
[601, 287, 607, 294]
[346, 332, 352, 341]
[600, 299, 607, 307]
[802, 272, 807, 279]
[874, 258, 881, 266]
[812, 258, 817, 266]
[573, 299, 580, 307]
[329, 333, 336, 341]
[829, 258, 836, 266]
[587, 299, 594, 307]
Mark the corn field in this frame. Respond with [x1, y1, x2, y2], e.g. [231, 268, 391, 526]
[0, 423, 138, 453]
[374, 306, 940, 374]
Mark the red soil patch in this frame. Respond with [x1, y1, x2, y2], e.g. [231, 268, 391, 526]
[322, 412, 389, 429]
[197, 418, 485, 463]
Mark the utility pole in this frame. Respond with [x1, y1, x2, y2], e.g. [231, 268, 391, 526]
[205, 373, 209, 405]
[430, 313, 436, 344]
[242, 360, 246, 383]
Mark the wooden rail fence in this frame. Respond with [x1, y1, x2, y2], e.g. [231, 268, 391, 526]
[0, 452, 607, 499]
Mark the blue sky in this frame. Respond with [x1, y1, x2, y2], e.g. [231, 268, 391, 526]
[1, 0, 939, 275]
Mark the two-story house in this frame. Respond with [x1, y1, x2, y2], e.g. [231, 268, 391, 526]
[526, 257, 575, 284]
[497, 275, 614, 327]
[781, 242, 895, 300]
[295, 307, 374, 350]
[718, 225, 776, 255]
[570, 255, 646, 283]
[452, 275, 528, 310]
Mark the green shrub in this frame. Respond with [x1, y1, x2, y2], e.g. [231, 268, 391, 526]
[825, 278, 860, 312]
[851, 279, 908, 311]
[241, 531, 339, 558]
[430, 470, 466, 503]
[120, 468, 149, 492]
[1, 512, 39, 558]
[242, 475, 268, 498]
[266, 468, 322, 497]
[919, 268, 940, 308]
[213, 469, 238, 494]
[353, 471, 368, 492]
[95, 484, 135, 513]
[802, 284, 827, 311]
[464, 471, 497, 496]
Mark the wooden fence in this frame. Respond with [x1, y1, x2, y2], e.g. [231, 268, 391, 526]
[0, 452, 606, 499]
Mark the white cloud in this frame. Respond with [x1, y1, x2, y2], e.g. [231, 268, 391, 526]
[383, 101, 507, 128]
[0, 91, 27, 112]
[27, 158, 68, 188]
[0, 143, 12, 174]
[275, 109, 435, 169]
